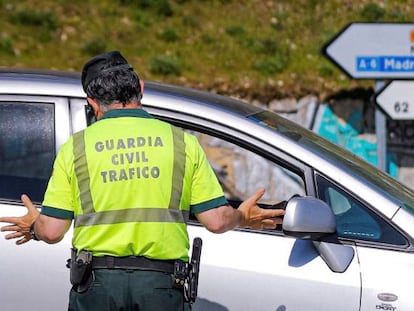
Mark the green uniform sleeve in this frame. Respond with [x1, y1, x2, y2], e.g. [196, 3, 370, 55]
[41, 138, 76, 219]
[187, 134, 228, 214]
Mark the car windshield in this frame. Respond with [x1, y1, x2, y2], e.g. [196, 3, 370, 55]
[249, 110, 414, 214]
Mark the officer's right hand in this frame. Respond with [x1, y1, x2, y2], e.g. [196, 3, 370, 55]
[0, 194, 40, 245]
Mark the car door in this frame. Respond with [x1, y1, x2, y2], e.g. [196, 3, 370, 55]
[315, 174, 414, 311]
[153, 116, 362, 311]
[0, 95, 74, 310]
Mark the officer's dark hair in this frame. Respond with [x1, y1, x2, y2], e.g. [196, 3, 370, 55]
[82, 51, 141, 108]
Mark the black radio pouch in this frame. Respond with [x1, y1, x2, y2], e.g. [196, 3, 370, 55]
[67, 249, 93, 293]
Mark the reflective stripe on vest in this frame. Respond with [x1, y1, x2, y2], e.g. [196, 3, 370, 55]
[73, 130, 95, 214]
[72, 125, 187, 228]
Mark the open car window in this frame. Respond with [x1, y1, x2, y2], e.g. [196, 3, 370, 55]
[186, 130, 306, 206]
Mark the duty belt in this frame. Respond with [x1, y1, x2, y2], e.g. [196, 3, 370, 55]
[92, 255, 175, 274]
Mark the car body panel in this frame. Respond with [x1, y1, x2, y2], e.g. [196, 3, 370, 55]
[357, 246, 414, 310]
[392, 208, 414, 237]
[0, 204, 71, 310]
[189, 226, 361, 311]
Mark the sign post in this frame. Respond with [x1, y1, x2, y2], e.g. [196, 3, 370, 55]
[374, 81, 386, 172]
[322, 22, 414, 172]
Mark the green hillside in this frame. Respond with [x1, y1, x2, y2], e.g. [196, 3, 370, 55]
[0, 0, 412, 101]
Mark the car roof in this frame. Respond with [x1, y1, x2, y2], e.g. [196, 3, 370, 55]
[0, 68, 82, 97]
[0, 68, 264, 117]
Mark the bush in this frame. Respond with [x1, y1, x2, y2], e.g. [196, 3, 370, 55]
[360, 3, 385, 21]
[81, 38, 107, 56]
[244, 38, 281, 55]
[10, 10, 58, 31]
[182, 15, 199, 28]
[225, 25, 245, 37]
[253, 54, 289, 75]
[318, 64, 335, 77]
[0, 38, 14, 55]
[132, 11, 154, 30]
[159, 27, 180, 42]
[150, 55, 181, 76]
[201, 33, 216, 45]
[136, 0, 173, 17]
[37, 31, 53, 43]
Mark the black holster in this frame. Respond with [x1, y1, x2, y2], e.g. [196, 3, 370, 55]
[173, 238, 202, 304]
[66, 248, 93, 293]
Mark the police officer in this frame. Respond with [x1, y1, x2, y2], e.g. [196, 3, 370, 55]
[0, 51, 284, 311]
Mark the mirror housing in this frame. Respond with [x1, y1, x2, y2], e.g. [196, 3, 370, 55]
[282, 196, 336, 239]
[282, 196, 354, 273]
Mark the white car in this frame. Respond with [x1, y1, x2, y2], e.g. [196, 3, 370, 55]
[0, 69, 413, 311]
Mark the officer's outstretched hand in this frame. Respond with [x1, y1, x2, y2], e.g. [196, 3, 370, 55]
[238, 188, 285, 230]
[0, 194, 40, 245]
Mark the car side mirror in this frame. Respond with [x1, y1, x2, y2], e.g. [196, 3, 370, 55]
[282, 196, 354, 273]
[282, 196, 336, 239]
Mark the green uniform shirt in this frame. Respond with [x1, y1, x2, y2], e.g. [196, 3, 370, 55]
[41, 108, 227, 261]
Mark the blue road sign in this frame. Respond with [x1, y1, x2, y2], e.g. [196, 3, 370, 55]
[323, 23, 414, 79]
[356, 56, 414, 73]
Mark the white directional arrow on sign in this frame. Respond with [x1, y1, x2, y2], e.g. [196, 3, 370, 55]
[323, 22, 414, 79]
[375, 81, 414, 120]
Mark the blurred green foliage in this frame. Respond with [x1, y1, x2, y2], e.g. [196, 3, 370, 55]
[0, 0, 412, 100]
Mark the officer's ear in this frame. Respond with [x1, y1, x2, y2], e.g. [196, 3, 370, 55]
[87, 98, 99, 111]
[139, 79, 144, 96]
[136, 79, 144, 102]
[86, 98, 102, 121]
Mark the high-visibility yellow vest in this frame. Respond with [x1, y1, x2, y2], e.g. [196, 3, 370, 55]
[42, 109, 227, 261]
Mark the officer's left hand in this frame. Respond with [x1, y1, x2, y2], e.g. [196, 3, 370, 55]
[0, 194, 40, 245]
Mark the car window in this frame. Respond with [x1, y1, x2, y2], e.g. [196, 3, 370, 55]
[316, 174, 407, 246]
[0, 102, 55, 203]
[187, 130, 306, 206]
